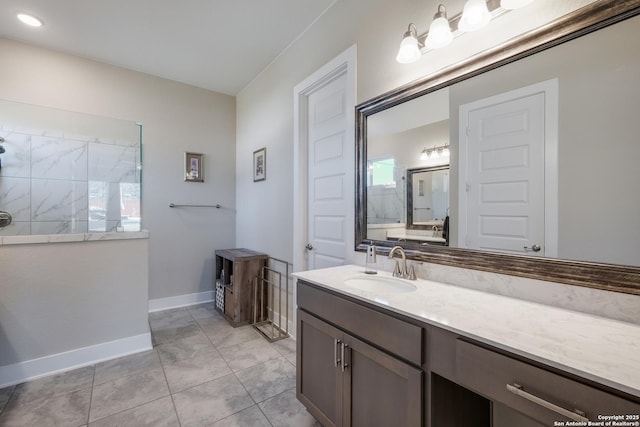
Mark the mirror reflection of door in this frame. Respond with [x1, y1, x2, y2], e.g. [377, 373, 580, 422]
[458, 79, 558, 257]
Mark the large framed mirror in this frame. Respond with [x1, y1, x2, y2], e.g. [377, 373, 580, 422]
[356, 1, 640, 295]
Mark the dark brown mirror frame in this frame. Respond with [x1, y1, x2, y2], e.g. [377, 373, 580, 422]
[355, 0, 640, 296]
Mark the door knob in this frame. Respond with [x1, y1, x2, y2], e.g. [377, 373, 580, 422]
[524, 244, 541, 252]
[305, 243, 314, 250]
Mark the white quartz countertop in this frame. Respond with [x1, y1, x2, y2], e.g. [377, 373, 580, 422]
[293, 264, 640, 398]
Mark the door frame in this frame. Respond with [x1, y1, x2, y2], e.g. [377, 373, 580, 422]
[293, 45, 357, 274]
[458, 79, 559, 257]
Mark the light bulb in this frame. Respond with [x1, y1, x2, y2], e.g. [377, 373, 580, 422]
[396, 24, 422, 64]
[396, 35, 421, 63]
[420, 149, 429, 160]
[459, 0, 491, 32]
[424, 5, 453, 49]
[442, 146, 450, 157]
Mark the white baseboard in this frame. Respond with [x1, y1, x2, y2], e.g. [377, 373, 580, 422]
[0, 333, 152, 388]
[148, 291, 214, 313]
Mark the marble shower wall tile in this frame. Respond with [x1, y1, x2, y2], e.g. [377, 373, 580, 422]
[30, 221, 88, 235]
[31, 136, 87, 180]
[31, 179, 88, 222]
[1, 118, 140, 237]
[0, 222, 30, 236]
[88, 143, 138, 183]
[0, 177, 31, 221]
[0, 131, 31, 178]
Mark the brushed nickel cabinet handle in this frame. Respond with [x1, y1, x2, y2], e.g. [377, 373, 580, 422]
[506, 383, 588, 422]
[341, 343, 349, 372]
[334, 339, 341, 368]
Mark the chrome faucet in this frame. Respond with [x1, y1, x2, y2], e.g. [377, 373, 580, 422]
[388, 246, 417, 280]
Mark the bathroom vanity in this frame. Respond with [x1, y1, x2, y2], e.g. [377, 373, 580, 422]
[294, 265, 640, 426]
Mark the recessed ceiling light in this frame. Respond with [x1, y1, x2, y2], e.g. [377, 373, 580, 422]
[17, 13, 44, 27]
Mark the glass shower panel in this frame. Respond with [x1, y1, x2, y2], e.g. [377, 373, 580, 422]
[0, 99, 141, 236]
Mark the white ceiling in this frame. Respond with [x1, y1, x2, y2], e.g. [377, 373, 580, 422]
[0, 0, 335, 95]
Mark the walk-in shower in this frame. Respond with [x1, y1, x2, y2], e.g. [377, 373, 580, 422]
[0, 99, 142, 235]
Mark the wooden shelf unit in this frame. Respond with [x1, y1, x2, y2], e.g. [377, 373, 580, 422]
[215, 248, 268, 327]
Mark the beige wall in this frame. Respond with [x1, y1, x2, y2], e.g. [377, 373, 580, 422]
[0, 38, 236, 301]
[235, 0, 596, 264]
[0, 238, 148, 367]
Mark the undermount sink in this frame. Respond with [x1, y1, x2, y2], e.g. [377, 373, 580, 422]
[344, 275, 417, 294]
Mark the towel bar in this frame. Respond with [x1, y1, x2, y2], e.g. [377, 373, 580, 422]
[169, 203, 221, 208]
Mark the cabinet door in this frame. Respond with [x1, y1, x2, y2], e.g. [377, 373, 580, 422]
[344, 335, 423, 427]
[297, 310, 345, 427]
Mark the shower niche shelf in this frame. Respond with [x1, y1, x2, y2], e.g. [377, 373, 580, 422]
[215, 248, 268, 327]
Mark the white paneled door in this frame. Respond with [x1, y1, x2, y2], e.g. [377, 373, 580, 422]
[459, 80, 558, 256]
[306, 72, 349, 269]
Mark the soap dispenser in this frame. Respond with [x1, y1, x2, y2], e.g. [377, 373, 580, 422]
[365, 245, 378, 275]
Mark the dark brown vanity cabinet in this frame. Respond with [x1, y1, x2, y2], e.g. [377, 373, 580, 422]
[297, 281, 423, 427]
[296, 279, 640, 427]
[455, 340, 640, 425]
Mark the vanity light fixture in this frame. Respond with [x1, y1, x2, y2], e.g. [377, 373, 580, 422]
[396, 0, 537, 63]
[396, 24, 423, 64]
[424, 5, 453, 50]
[459, 0, 492, 32]
[17, 13, 44, 27]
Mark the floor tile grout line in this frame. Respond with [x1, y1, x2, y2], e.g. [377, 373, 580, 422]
[155, 349, 180, 422]
[190, 307, 284, 426]
[0, 385, 16, 417]
[256, 386, 299, 427]
[159, 310, 208, 427]
[85, 365, 96, 426]
[87, 309, 189, 425]
[84, 395, 173, 426]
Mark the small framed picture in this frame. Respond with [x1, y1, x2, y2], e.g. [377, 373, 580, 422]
[253, 147, 266, 182]
[185, 152, 204, 182]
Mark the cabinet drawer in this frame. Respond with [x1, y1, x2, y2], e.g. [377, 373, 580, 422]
[297, 281, 422, 365]
[455, 340, 639, 424]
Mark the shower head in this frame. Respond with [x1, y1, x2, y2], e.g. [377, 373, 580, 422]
[0, 136, 4, 143]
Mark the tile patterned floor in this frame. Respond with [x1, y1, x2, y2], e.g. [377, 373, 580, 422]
[0, 303, 319, 427]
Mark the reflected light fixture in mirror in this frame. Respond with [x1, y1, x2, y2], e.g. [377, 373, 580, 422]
[420, 144, 450, 160]
[17, 13, 44, 27]
[396, 0, 537, 63]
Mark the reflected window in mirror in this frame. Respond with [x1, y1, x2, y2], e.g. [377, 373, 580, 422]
[366, 156, 404, 232]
